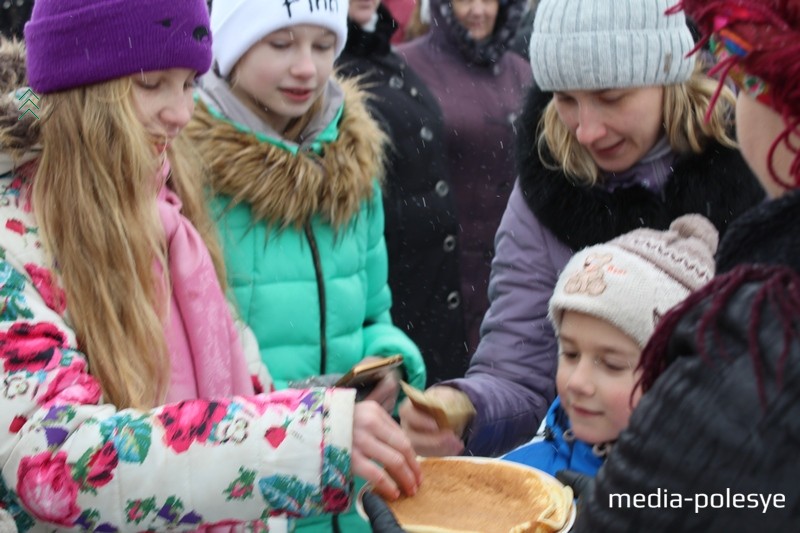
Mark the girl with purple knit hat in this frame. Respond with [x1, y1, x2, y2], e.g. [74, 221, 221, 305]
[0, 0, 419, 530]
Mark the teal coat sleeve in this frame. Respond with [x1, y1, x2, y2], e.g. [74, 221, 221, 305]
[361, 182, 426, 389]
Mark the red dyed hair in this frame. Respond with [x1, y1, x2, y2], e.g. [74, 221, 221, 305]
[673, 0, 800, 187]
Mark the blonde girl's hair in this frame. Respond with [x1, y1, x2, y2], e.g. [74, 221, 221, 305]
[32, 78, 226, 410]
[538, 63, 737, 186]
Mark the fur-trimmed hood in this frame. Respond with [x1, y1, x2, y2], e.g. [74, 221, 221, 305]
[0, 39, 41, 171]
[516, 86, 766, 249]
[185, 75, 385, 230]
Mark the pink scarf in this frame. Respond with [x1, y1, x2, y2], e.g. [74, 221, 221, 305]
[156, 162, 253, 403]
[157, 164, 256, 532]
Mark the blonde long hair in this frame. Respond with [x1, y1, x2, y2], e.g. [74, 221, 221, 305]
[538, 65, 737, 186]
[32, 78, 226, 410]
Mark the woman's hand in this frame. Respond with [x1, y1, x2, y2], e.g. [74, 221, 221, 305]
[360, 356, 401, 413]
[352, 400, 422, 500]
[398, 387, 469, 457]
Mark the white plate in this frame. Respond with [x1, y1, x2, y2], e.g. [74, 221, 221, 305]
[355, 456, 576, 532]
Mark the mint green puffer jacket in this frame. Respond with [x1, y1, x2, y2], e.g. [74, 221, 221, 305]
[214, 184, 425, 390]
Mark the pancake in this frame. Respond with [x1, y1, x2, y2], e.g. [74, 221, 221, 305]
[384, 458, 573, 533]
[400, 381, 476, 432]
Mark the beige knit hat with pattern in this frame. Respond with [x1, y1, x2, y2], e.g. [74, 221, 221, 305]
[548, 215, 718, 347]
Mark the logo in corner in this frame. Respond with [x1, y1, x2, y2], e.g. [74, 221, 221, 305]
[17, 88, 40, 121]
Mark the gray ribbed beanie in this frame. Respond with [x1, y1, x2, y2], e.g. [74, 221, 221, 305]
[529, 0, 696, 91]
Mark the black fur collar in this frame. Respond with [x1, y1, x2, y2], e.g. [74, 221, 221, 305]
[516, 87, 766, 251]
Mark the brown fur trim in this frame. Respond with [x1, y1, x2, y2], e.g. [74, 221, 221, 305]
[0, 38, 40, 160]
[186, 77, 386, 229]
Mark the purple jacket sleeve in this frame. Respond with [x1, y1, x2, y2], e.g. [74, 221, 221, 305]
[442, 181, 573, 457]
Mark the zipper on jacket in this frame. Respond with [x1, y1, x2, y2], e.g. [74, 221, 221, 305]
[303, 222, 339, 531]
[304, 222, 328, 374]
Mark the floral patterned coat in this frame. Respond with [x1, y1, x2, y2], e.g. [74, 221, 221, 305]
[0, 166, 356, 532]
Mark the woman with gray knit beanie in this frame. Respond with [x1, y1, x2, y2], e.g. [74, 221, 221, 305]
[398, 0, 765, 459]
[569, 0, 800, 529]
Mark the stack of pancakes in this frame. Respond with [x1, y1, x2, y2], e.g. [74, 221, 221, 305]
[383, 458, 573, 533]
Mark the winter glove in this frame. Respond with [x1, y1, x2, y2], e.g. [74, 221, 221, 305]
[556, 469, 594, 499]
[556, 468, 594, 525]
[362, 491, 407, 533]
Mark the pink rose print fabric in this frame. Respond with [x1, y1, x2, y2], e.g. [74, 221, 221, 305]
[0, 170, 356, 530]
[24, 264, 66, 314]
[17, 451, 81, 526]
[157, 401, 228, 453]
[0, 322, 66, 373]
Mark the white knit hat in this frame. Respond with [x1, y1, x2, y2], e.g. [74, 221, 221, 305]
[548, 215, 718, 348]
[529, 0, 696, 91]
[211, 0, 348, 77]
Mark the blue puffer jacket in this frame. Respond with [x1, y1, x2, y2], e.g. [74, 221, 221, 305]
[503, 397, 605, 478]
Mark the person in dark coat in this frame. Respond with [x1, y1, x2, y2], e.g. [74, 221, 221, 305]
[0, 0, 32, 39]
[567, 0, 800, 530]
[507, 0, 538, 60]
[398, 0, 766, 459]
[336, 1, 469, 385]
[397, 0, 532, 353]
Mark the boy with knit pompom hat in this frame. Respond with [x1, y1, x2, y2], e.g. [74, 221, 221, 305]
[504, 215, 718, 477]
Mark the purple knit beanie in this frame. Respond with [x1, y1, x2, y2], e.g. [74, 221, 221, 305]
[24, 0, 213, 94]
